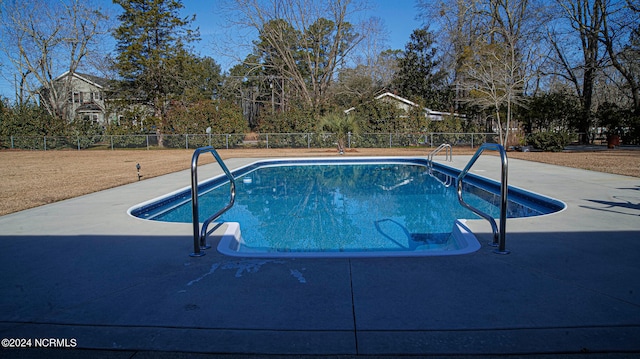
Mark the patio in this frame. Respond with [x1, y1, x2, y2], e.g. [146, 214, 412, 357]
[1, 155, 639, 357]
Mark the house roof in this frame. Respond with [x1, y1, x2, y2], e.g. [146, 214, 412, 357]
[344, 92, 419, 114]
[54, 71, 110, 89]
[344, 91, 466, 120]
[374, 92, 420, 108]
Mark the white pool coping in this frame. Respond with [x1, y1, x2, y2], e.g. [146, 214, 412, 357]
[216, 219, 481, 258]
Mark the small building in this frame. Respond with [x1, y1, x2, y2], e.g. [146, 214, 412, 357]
[345, 92, 464, 121]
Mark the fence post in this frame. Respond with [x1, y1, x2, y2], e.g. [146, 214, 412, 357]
[146, 135, 149, 150]
[226, 134, 229, 149]
[307, 133, 311, 148]
[186, 134, 189, 149]
[10, 136, 13, 149]
[389, 133, 392, 148]
[77, 137, 80, 150]
[348, 132, 351, 149]
[44, 136, 47, 151]
[266, 134, 269, 149]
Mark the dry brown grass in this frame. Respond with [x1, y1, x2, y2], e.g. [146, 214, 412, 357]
[506, 150, 640, 177]
[1, 147, 639, 216]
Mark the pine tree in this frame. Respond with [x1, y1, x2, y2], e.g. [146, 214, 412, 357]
[392, 28, 451, 109]
[112, 0, 199, 144]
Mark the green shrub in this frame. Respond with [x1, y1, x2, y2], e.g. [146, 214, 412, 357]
[526, 132, 573, 152]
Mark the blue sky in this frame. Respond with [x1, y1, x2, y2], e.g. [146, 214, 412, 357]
[182, 0, 424, 68]
[0, 0, 423, 100]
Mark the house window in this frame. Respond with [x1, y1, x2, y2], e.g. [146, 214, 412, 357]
[82, 114, 100, 124]
[73, 92, 80, 103]
[93, 92, 102, 101]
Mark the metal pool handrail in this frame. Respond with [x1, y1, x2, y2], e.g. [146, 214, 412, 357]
[427, 143, 452, 172]
[456, 143, 509, 254]
[434, 173, 455, 188]
[190, 146, 236, 257]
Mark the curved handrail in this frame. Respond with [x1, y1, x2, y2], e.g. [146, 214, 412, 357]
[190, 146, 236, 257]
[456, 143, 509, 254]
[427, 143, 452, 173]
[431, 172, 455, 188]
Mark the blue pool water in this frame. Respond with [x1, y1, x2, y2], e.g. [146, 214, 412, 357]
[130, 158, 564, 257]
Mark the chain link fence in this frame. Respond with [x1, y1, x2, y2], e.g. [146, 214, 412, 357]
[0, 132, 499, 150]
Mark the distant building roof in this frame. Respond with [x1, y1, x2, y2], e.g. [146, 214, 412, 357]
[345, 91, 465, 120]
[374, 92, 420, 108]
[54, 71, 110, 89]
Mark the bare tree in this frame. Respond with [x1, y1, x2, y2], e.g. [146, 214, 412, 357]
[456, 0, 544, 146]
[599, 0, 640, 114]
[546, 0, 606, 143]
[418, 0, 486, 109]
[0, 0, 109, 119]
[219, 0, 378, 114]
[349, 16, 395, 85]
[332, 49, 400, 106]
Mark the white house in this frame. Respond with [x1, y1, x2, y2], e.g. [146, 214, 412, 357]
[345, 92, 464, 121]
[372, 92, 420, 113]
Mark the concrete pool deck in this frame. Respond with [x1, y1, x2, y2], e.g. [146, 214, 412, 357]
[0, 155, 639, 358]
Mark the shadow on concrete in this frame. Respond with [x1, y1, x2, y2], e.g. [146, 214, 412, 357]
[573, 184, 640, 216]
[583, 198, 640, 214]
[1, 229, 640, 357]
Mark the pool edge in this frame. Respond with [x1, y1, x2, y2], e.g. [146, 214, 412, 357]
[215, 219, 481, 258]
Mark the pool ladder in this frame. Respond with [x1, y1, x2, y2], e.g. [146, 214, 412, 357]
[457, 143, 509, 254]
[427, 143, 452, 173]
[190, 146, 236, 257]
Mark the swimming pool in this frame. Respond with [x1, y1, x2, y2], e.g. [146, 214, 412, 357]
[129, 158, 565, 257]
